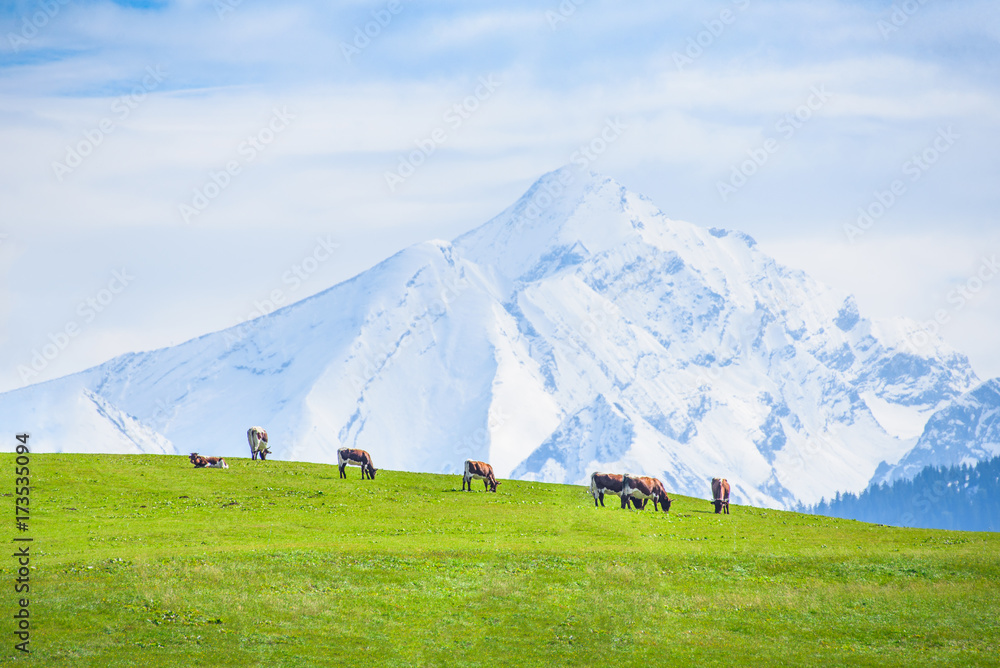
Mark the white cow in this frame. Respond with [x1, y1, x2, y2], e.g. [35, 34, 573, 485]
[247, 426, 271, 460]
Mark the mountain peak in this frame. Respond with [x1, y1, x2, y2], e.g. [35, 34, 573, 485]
[453, 167, 643, 288]
[0, 168, 984, 510]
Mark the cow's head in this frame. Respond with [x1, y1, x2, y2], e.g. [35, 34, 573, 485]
[368, 466, 378, 479]
[660, 495, 672, 512]
[490, 480, 502, 492]
[713, 499, 723, 514]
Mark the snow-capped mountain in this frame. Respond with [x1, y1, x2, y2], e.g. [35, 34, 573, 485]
[0, 168, 984, 507]
[871, 378, 1000, 485]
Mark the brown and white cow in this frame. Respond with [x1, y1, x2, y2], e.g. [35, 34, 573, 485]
[463, 460, 500, 492]
[711, 477, 731, 514]
[189, 453, 229, 469]
[622, 474, 671, 512]
[338, 448, 377, 479]
[590, 472, 642, 508]
[247, 426, 271, 461]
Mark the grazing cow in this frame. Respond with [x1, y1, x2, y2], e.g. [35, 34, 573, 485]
[711, 477, 731, 514]
[463, 460, 500, 492]
[247, 426, 271, 461]
[189, 453, 228, 469]
[622, 474, 671, 512]
[589, 472, 640, 508]
[338, 448, 377, 479]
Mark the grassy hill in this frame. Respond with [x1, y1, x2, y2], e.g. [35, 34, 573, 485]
[3, 454, 999, 666]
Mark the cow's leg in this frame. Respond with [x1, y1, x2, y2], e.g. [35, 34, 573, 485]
[621, 495, 629, 510]
[483, 479, 488, 492]
[339, 464, 346, 479]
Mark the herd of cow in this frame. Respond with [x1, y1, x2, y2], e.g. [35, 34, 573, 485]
[189, 429, 734, 514]
[588, 473, 730, 513]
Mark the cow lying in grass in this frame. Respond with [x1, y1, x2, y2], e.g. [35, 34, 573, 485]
[189, 453, 228, 469]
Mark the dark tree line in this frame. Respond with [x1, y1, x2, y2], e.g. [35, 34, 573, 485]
[805, 455, 1000, 532]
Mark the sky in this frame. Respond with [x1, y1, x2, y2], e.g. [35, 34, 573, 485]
[1, 0, 998, 394]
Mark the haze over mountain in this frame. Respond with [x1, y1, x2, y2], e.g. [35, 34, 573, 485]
[1, 168, 989, 508]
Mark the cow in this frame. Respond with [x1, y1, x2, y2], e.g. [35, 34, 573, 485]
[711, 477, 731, 514]
[338, 448, 377, 479]
[589, 472, 640, 508]
[247, 426, 271, 461]
[189, 453, 228, 469]
[622, 474, 671, 512]
[463, 460, 500, 492]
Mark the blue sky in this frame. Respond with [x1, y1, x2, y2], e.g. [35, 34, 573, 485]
[1, 0, 998, 392]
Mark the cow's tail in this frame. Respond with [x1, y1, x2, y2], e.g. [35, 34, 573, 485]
[589, 472, 598, 499]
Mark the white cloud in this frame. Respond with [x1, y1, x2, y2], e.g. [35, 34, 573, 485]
[1, 0, 998, 393]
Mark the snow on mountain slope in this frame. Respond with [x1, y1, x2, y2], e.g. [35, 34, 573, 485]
[1, 377, 176, 455]
[871, 377, 1000, 485]
[0, 167, 981, 508]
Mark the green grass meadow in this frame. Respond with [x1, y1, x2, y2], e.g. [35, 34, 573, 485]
[3, 453, 999, 666]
